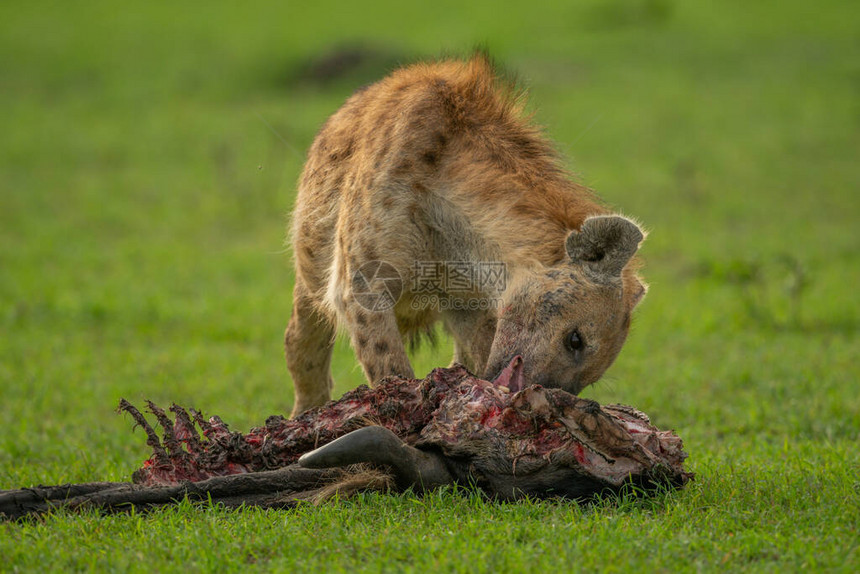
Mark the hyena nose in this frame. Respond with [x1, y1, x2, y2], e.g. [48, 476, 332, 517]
[531, 372, 554, 388]
[532, 371, 582, 394]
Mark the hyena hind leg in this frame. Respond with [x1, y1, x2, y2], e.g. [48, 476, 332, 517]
[285, 284, 336, 417]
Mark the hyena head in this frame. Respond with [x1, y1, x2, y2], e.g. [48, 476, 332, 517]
[484, 215, 647, 395]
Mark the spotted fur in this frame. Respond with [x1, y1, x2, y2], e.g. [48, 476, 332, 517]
[286, 56, 646, 416]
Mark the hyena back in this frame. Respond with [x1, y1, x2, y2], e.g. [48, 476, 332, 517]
[286, 56, 647, 416]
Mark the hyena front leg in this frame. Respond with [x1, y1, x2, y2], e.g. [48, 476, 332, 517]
[338, 260, 414, 384]
[344, 303, 414, 385]
[443, 309, 497, 376]
[285, 282, 336, 417]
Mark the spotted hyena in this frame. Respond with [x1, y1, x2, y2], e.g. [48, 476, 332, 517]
[286, 55, 647, 416]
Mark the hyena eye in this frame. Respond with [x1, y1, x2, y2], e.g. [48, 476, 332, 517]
[565, 330, 585, 354]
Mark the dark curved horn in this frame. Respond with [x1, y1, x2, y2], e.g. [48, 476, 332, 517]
[297, 426, 453, 491]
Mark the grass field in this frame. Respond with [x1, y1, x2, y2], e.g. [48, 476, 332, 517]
[1, 0, 859, 571]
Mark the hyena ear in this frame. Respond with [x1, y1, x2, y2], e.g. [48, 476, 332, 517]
[629, 277, 648, 309]
[565, 215, 645, 278]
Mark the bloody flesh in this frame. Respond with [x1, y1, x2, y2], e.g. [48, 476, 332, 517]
[0, 362, 692, 519]
[128, 363, 691, 497]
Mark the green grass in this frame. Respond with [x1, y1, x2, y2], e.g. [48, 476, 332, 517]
[1, 0, 859, 571]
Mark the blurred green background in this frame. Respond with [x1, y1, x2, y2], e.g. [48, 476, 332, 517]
[1, 0, 858, 569]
